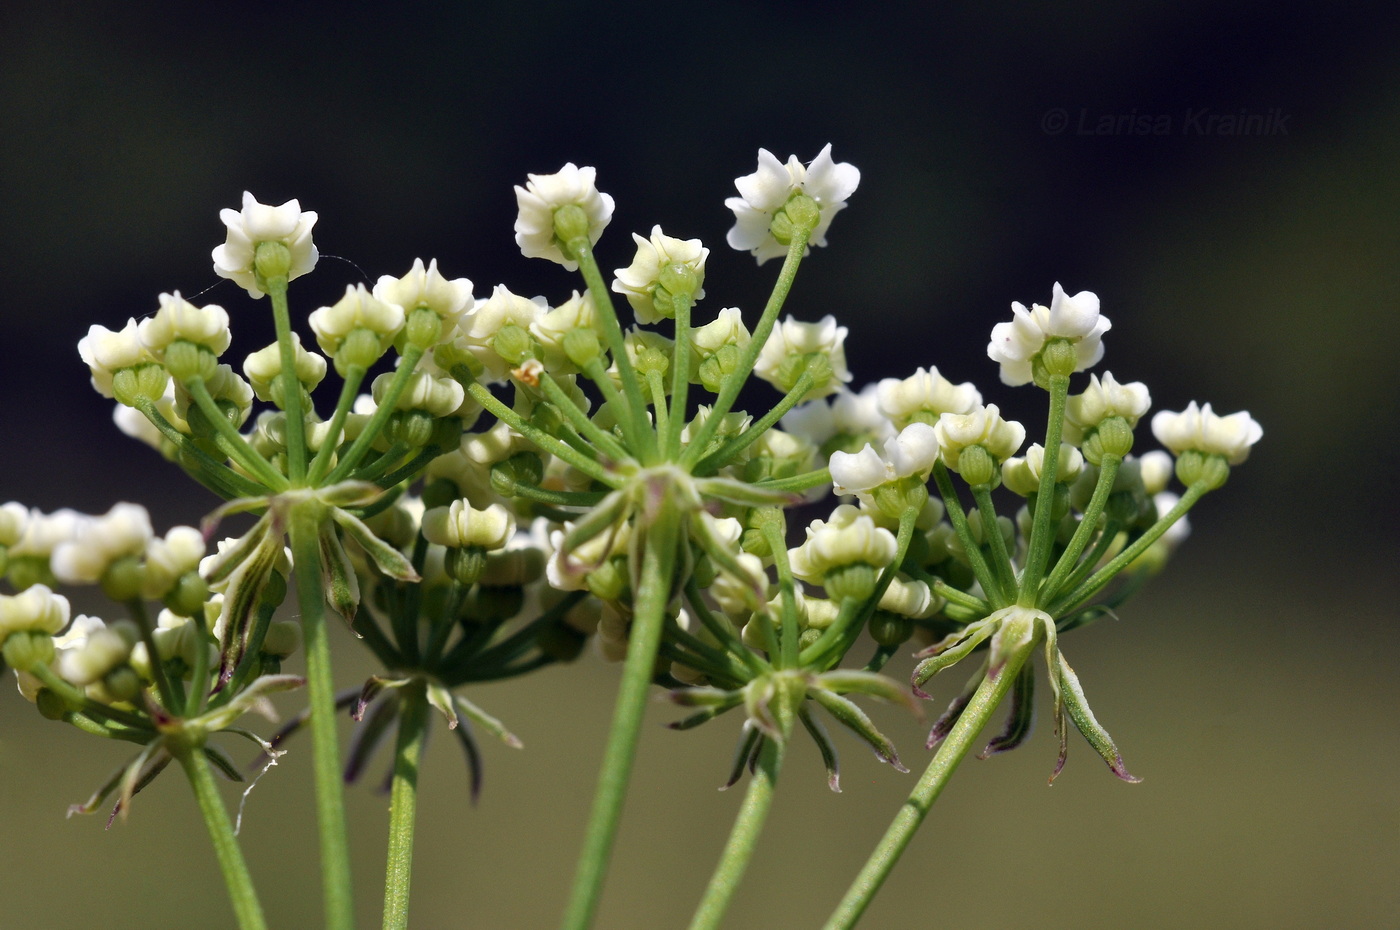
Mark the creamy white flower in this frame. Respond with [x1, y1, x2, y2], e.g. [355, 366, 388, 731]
[725, 144, 860, 264]
[78, 319, 158, 398]
[1001, 443, 1086, 495]
[422, 501, 515, 551]
[369, 369, 465, 418]
[754, 315, 851, 400]
[138, 292, 232, 361]
[514, 163, 615, 271]
[829, 422, 940, 495]
[373, 258, 474, 330]
[7, 508, 87, 559]
[55, 615, 137, 687]
[212, 191, 318, 297]
[934, 404, 1026, 468]
[788, 505, 897, 584]
[50, 503, 153, 585]
[0, 584, 70, 639]
[243, 333, 327, 402]
[878, 576, 935, 618]
[1064, 371, 1151, 442]
[454, 285, 549, 383]
[1136, 450, 1175, 495]
[690, 307, 750, 359]
[987, 283, 1111, 386]
[141, 526, 206, 600]
[173, 363, 254, 428]
[783, 384, 894, 447]
[876, 367, 982, 428]
[611, 226, 708, 324]
[1150, 402, 1263, 465]
[0, 502, 27, 547]
[530, 291, 600, 373]
[308, 284, 406, 361]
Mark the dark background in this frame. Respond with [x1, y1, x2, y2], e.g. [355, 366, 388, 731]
[1, 2, 1396, 928]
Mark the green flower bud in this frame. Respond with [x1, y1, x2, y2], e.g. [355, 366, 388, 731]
[869, 611, 914, 648]
[253, 240, 293, 281]
[956, 444, 996, 488]
[1175, 450, 1230, 490]
[111, 364, 170, 408]
[552, 203, 593, 250]
[403, 306, 445, 350]
[164, 341, 218, 383]
[563, 327, 603, 368]
[824, 563, 878, 602]
[2, 630, 55, 670]
[492, 323, 534, 367]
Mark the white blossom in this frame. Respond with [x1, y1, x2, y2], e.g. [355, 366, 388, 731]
[1150, 402, 1263, 465]
[987, 283, 1111, 386]
[788, 505, 897, 584]
[611, 226, 708, 324]
[212, 191, 318, 297]
[1001, 443, 1086, 496]
[1064, 372, 1151, 442]
[308, 284, 406, 361]
[934, 404, 1026, 469]
[138, 292, 232, 360]
[829, 422, 940, 495]
[243, 333, 327, 402]
[50, 503, 153, 585]
[373, 258, 474, 330]
[0, 584, 70, 640]
[422, 501, 515, 551]
[78, 319, 157, 398]
[725, 144, 860, 264]
[754, 315, 851, 400]
[876, 367, 982, 428]
[514, 164, 615, 271]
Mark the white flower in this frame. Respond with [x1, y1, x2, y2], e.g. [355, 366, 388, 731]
[1136, 450, 1175, 495]
[1150, 402, 1263, 465]
[243, 333, 327, 402]
[725, 144, 860, 264]
[7, 507, 87, 559]
[529, 291, 600, 373]
[1001, 443, 1086, 496]
[0, 584, 70, 640]
[788, 505, 897, 584]
[514, 163, 615, 271]
[138, 292, 232, 360]
[611, 226, 708, 324]
[0, 502, 27, 547]
[783, 384, 895, 447]
[422, 501, 515, 551]
[308, 284, 406, 364]
[934, 404, 1026, 469]
[373, 258, 474, 330]
[876, 367, 982, 428]
[211, 191, 318, 297]
[829, 422, 940, 495]
[78, 319, 158, 398]
[141, 526, 206, 600]
[1064, 372, 1151, 441]
[690, 307, 750, 359]
[50, 503, 153, 585]
[55, 614, 137, 687]
[173, 363, 254, 428]
[987, 283, 1111, 386]
[454, 285, 549, 383]
[370, 369, 465, 418]
[754, 315, 851, 400]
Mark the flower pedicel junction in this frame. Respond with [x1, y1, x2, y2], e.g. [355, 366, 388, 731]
[0, 145, 1261, 930]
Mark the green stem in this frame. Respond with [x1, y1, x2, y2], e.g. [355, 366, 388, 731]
[289, 505, 356, 930]
[686, 695, 795, 930]
[539, 372, 631, 463]
[755, 467, 831, 493]
[1039, 454, 1120, 606]
[185, 378, 287, 490]
[136, 398, 270, 498]
[307, 364, 368, 484]
[569, 237, 656, 460]
[324, 346, 425, 484]
[1017, 373, 1069, 605]
[173, 742, 269, 930]
[125, 598, 178, 711]
[694, 370, 815, 476]
[931, 463, 1003, 607]
[560, 509, 680, 930]
[267, 276, 309, 483]
[664, 294, 694, 458]
[971, 485, 1016, 604]
[759, 513, 800, 668]
[680, 230, 810, 468]
[821, 645, 1031, 930]
[1049, 482, 1207, 615]
[382, 680, 430, 930]
[462, 378, 620, 488]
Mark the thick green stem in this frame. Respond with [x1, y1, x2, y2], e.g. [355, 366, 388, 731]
[931, 463, 1003, 607]
[289, 506, 356, 930]
[539, 372, 631, 463]
[686, 694, 795, 930]
[680, 230, 810, 468]
[971, 485, 1016, 604]
[560, 512, 679, 930]
[135, 398, 268, 498]
[185, 377, 287, 490]
[462, 378, 620, 488]
[821, 646, 1030, 930]
[382, 681, 430, 930]
[174, 742, 268, 930]
[664, 294, 694, 458]
[1018, 373, 1069, 604]
[267, 276, 309, 483]
[694, 370, 815, 476]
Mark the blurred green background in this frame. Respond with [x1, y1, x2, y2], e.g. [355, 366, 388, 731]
[1, 1, 1396, 928]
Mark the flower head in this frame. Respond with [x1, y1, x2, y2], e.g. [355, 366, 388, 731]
[1150, 402, 1263, 465]
[78, 319, 160, 400]
[612, 226, 708, 324]
[726, 144, 860, 264]
[754, 315, 851, 401]
[877, 366, 982, 428]
[514, 164, 615, 271]
[211, 192, 318, 297]
[373, 258, 475, 332]
[988, 283, 1110, 386]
